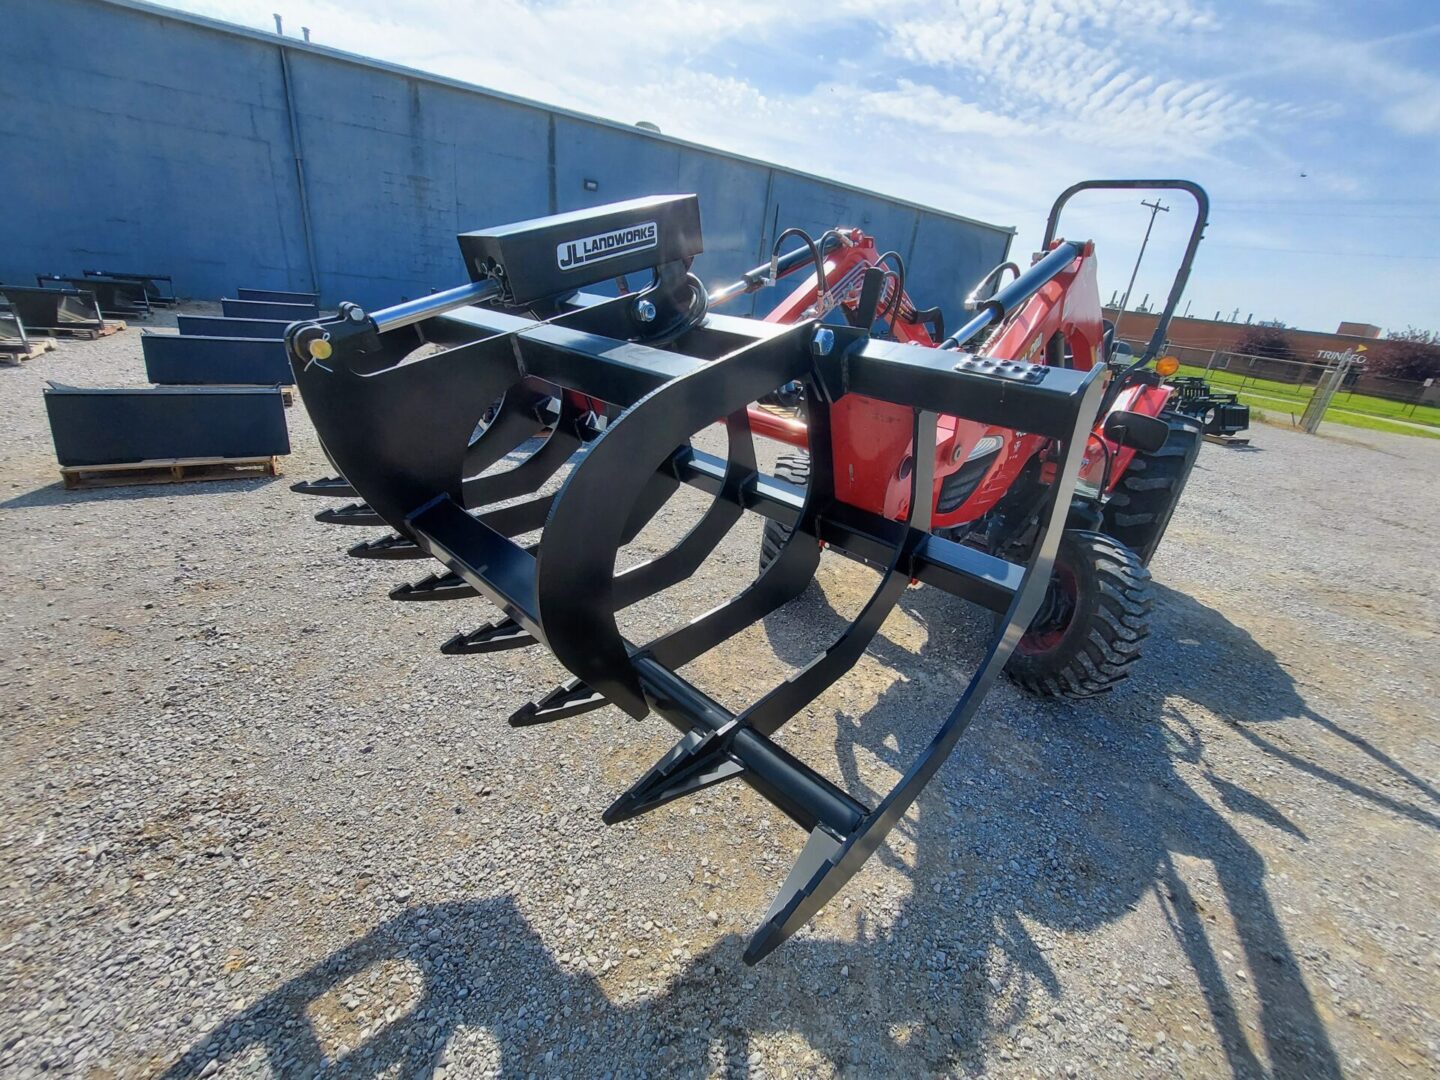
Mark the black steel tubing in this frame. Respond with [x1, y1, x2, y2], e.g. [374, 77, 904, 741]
[939, 240, 1084, 350]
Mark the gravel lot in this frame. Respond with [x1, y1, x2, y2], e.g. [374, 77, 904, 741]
[1, 306, 1436, 1079]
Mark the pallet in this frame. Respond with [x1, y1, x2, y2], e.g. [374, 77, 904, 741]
[60, 455, 281, 490]
[0, 338, 56, 364]
[1204, 433, 1251, 447]
[28, 321, 126, 341]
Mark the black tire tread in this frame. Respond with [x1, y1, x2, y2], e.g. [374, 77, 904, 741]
[1006, 530, 1152, 699]
[1101, 412, 1203, 565]
[759, 451, 810, 572]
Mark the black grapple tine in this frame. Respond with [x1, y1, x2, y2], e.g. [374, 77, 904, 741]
[292, 475, 358, 497]
[461, 395, 595, 507]
[390, 571, 476, 602]
[512, 411, 764, 723]
[509, 678, 608, 726]
[462, 384, 555, 477]
[286, 194, 1112, 964]
[316, 501, 385, 527]
[440, 616, 537, 655]
[347, 533, 429, 560]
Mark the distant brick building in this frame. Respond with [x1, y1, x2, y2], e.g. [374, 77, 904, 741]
[1102, 309, 1379, 368]
[1336, 321, 1381, 339]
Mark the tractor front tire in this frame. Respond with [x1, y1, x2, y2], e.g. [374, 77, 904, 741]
[1101, 411, 1203, 565]
[759, 451, 810, 572]
[1004, 529, 1152, 699]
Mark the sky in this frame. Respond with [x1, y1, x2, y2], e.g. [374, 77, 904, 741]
[169, 0, 1440, 334]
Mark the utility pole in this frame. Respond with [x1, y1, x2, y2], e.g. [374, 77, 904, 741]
[1113, 198, 1169, 342]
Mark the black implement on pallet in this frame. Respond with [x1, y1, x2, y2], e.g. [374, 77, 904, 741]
[37, 274, 151, 318]
[285, 194, 1103, 965]
[177, 315, 292, 339]
[44, 383, 290, 467]
[221, 298, 319, 321]
[0, 284, 103, 332]
[0, 306, 27, 351]
[83, 269, 177, 306]
[142, 333, 294, 386]
[237, 287, 319, 305]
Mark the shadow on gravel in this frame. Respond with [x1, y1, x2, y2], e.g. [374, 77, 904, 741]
[0, 476, 282, 509]
[763, 577, 1346, 1077]
[158, 577, 1350, 1079]
[1156, 586, 1440, 830]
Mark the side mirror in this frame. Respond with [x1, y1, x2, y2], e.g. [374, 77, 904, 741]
[1103, 410, 1169, 452]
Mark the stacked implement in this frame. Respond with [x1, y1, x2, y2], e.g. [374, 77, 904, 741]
[141, 287, 317, 392]
[284, 192, 1140, 963]
[1167, 374, 1251, 439]
[142, 330, 293, 388]
[220, 295, 318, 322]
[35, 278, 303, 487]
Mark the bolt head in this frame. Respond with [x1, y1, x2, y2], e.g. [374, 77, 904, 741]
[811, 327, 835, 356]
[634, 299, 657, 323]
[347, 305, 366, 322]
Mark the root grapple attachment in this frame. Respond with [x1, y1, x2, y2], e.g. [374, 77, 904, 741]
[287, 194, 1104, 963]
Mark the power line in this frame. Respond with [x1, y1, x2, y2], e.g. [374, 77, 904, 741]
[1201, 242, 1440, 260]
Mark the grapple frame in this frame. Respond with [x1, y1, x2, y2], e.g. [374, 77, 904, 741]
[286, 194, 1105, 963]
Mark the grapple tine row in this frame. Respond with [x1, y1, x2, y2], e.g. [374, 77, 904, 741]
[284, 190, 1143, 964]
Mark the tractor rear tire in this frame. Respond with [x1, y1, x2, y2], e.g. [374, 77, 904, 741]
[1101, 411, 1203, 565]
[1004, 529, 1152, 699]
[759, 451, 810, 572]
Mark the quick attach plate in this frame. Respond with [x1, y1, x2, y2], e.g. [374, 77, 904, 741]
[458, 195, 703, 306]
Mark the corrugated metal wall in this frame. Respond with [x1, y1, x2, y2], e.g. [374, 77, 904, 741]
[1, 0, 1013, 316]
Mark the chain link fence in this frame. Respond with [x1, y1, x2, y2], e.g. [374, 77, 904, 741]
[1117, 338, 1440, 436]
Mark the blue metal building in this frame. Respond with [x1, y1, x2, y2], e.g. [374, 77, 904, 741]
[1, 0, 1014, 314]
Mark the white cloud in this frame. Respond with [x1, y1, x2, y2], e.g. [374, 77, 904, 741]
[166, 0, 1440, 328]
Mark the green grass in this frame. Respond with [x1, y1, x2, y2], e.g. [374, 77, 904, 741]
[1173, 363, 1440, 438]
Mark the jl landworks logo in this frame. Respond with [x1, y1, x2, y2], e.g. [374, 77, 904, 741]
[556, 221, 658, 270]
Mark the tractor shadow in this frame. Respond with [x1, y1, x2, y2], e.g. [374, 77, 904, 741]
[156, 572, 1362, 1078]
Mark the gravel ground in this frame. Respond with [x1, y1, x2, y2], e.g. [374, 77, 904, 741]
[0, 306, 1437, 1079]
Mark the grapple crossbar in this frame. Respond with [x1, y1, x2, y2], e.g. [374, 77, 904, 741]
[286, 194, 1103, 963]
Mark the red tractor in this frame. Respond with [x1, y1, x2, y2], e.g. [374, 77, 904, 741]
[286, 179, 1212, 961]
[720, 180, 1207, 697]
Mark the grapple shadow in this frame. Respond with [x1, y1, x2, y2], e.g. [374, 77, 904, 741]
[157, 575, 1348, 1079]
